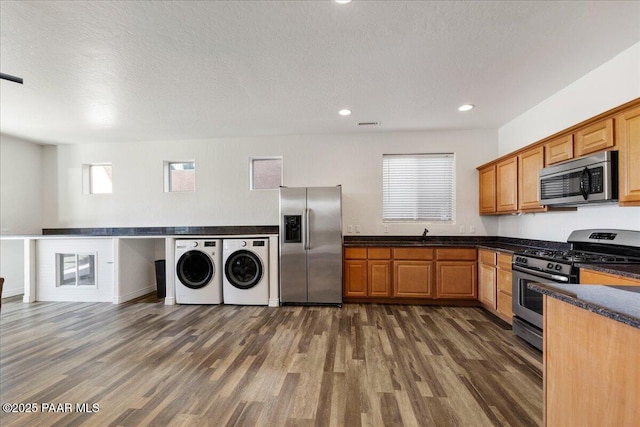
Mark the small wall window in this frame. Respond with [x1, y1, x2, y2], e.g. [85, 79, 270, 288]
[164, 161, 195, 192]
[250, 157, 282, 190]
[82, 163, 113, 194]
[382, 153, 455, 222]
[56, 253, 97, 287]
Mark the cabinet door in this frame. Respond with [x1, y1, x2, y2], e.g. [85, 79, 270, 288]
[545, 134, 574, 165]
[479, 165, 497, 214]
[496, 268, 513, 321]
[344, 260, 367, 297]
[393, 261, 433, 297]
[368, 260, 391, 297]
[436, 261, 477, 299]
[616, 105, 640, 206]
[496, 157, 518, 213]
[518, 146, 545, 211]
[574, 118, 614, 156]
[478, 263, 497, 309]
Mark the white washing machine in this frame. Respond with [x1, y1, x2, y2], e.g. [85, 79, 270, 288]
[222, 239, 269, 305]
[175, 239, 222, 304]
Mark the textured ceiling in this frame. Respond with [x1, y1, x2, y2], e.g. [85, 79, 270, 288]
[1, 1, 639, 145]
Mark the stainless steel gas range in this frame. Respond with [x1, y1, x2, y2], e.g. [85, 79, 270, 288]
[511, 229, 640, 350]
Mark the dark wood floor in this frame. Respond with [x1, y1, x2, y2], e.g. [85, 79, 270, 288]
[0, 295, 542, 426]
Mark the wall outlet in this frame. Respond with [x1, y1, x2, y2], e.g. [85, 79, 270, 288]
[355, 225, 361, 234]
[347, 225, 353, 233]
[469, 226, 476, 234]
[459, 225, 465, 234]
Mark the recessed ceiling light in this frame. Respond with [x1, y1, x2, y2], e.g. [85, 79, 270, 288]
[339, 109, 352, 116]
[335, 0, 352, 4]
[458, 104, 474, 112]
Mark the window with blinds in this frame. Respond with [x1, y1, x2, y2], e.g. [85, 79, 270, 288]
[382, 153, 455, 222]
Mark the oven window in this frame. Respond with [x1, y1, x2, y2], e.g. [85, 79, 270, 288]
[520, 281, 543, 316]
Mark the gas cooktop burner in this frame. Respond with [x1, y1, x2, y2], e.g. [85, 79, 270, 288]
[519, 249, 639, 264]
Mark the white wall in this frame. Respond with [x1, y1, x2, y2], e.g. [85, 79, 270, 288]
[42, 129, 499, 236]
[0, 134, 43, 235]
[115, 238, 157, 303]
[0, 135, 43, 296]
[0, 239, 24, 297]
[498, 42, 640, 241]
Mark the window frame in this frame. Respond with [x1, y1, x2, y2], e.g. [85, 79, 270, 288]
[249, 156, 283, 191]
[164, 160, 196, 193]
[56, 252, 98, 288]
[82, 163, 113, 195]
[382, 153, 456, 223]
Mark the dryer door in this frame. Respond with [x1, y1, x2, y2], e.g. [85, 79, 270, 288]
[176, 251, 214, 289]
[225, 250, 263, 290]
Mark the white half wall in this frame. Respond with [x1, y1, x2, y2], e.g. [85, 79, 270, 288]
[498, 42, 640, 240]
[41, 129, 499, 237]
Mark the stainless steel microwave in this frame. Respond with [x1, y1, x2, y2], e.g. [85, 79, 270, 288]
[539, 151, 618, 206]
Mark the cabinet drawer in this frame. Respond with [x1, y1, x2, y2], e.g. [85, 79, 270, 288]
[478, 249, 497, 265]
[344, 247, 367, 259]
[367, 248, 391, 259]
[436, 248, 477, 260]
[392, 248, 434, 260]
[497, 253, 512, 271]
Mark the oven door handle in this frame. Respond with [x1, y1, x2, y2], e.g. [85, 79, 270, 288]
[512, 265, 570, 282]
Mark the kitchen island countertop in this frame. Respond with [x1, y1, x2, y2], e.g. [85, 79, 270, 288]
[530, 282, 640, 329]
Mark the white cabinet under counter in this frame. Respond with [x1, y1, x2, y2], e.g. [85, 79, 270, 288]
[36, 238, 115, 302]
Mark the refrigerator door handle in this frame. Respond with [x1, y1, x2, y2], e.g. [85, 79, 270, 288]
[304, 208, 311, 250]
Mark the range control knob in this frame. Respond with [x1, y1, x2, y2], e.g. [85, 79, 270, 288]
[547, 262, 554, 270]
[555, 264, 563, 271]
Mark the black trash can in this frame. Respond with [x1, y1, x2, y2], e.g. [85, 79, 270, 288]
[154, 260, 166, 298]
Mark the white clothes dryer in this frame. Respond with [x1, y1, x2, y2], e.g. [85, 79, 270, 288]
[222, 239, 269, 305]
[175, 239, 222, 304]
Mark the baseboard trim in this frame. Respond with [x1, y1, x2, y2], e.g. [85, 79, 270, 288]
[2, 288, 24, 298]
[164, 296, 176, 305]
[114, 286, 156, 304]
[268, 297, 280, 307]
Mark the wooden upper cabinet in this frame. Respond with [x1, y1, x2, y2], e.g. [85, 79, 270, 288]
[496, 157, 518, 213]
[545, 134, 574, 165]
[479, 165, 497, 214]
[574, 118, 614, 157]
[518, 146, 545, 211]
[616, 105, 640, 206]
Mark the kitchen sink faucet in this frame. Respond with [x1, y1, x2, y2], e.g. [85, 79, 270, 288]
[421, 228, 429, 242]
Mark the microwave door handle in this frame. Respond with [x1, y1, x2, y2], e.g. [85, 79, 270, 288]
[580, 167, 591, 200]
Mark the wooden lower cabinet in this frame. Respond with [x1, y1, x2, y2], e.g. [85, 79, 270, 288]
[368, 260, 391, 296]
[478, 249, 497, 309]
[544, 295, 640, 426]
[344, 246, 477, 302]
[344, 259, 367, 297]
[495, 253, 513, 323]
[436, 261, 477, 298]
[393, 261, 433, 297]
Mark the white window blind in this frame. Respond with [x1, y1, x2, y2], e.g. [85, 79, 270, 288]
[383, 153, 455, 222]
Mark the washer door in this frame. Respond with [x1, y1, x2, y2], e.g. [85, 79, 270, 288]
[225, 250, 263, 290]
[176, 250, 214, 289]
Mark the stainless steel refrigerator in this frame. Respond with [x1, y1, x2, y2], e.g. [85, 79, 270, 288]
[279, 186, 342, 305]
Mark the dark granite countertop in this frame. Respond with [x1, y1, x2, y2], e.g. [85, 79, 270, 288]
[530, 282, 640, 329]
[343, 235, 568, 255]
[42, 226, 279, 236]
[577, 263, 640, 281]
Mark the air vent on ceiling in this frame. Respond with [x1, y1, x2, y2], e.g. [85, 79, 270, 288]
[357, 121, 380, 126]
